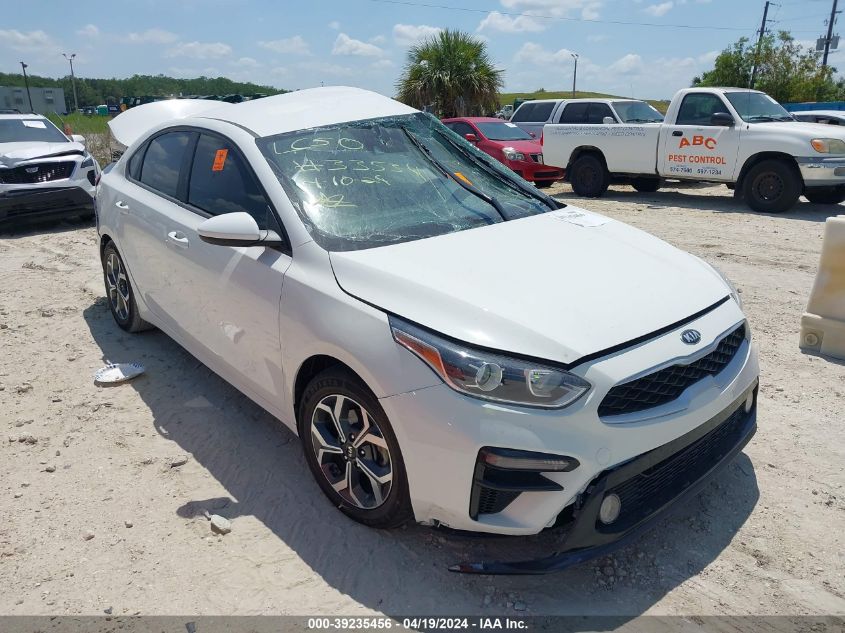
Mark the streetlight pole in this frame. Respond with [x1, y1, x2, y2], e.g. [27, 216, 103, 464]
[62, 53, 79, 112]
[20, 62, 34, 113]
[571, 53, 579, 98]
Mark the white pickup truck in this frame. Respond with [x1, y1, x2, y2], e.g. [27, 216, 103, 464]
[542, 87, 845, 212]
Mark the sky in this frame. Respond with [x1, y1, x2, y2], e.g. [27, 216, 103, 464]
[1, 0, 842, 100]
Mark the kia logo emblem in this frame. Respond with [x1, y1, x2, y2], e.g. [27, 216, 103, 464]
[681, 329, 702, 345]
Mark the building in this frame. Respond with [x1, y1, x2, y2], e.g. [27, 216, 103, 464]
[0, 86, 68, 115]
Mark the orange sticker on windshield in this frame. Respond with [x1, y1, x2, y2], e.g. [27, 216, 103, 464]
[212, 149, 228, 172]
[453, 171, 473, 186]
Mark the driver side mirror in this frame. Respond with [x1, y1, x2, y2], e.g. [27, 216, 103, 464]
[464, 133, 479, 143]
[710, 112, 735, 127]
[70, 134, 86, 146]
[602, 116, 616, 125]
[198, 212, 284, 247]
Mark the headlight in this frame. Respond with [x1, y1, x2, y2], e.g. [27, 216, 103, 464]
[81, 155, 94, 169]
[389, 316, 591, 409]
[502, 147, 525, 161]
[811, 138, 845, 154]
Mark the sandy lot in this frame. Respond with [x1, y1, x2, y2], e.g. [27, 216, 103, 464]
[1, 182, 843, 617]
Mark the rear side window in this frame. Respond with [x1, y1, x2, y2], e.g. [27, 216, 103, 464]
[510, 103, 535, 122]
[586, 103, 614, 123]
[138, 131, 192, 198]
[188, 134, 273, 229]
[676, 93, 729, 126]
[559, 103, 588, 123]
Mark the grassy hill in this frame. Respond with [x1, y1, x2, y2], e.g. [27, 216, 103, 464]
[499, 90, 670, 113]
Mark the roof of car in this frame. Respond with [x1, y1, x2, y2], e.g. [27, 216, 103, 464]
[0, 113, 47, 120]
[197, 86, 417, 137]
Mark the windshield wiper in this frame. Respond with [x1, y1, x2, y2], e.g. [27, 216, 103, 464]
[400, 126, 508, 221]
[431, 127, 560, 211]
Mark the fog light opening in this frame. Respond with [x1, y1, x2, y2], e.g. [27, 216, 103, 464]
[744, 391, 755, 413]
[599, 493, 622, 525]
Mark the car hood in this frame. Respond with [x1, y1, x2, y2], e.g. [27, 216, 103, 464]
[329, 208, 730, 366]
[0, 141, 85, 167]
[489, 139, 541, 154]
[752, 120, 845, 139]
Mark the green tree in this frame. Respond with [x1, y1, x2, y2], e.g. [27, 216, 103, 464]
[693, 31, 837, 103]
[396, 29, 503, 117]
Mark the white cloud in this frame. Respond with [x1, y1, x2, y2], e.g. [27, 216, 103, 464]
[332, 33, 384, 57]
[371, 58, 395, 69]
[370, 35, 387, 45]
[166, 41, 232, 59]
[644, 2, 673, 17]
[127, 28, 178, 44]
[393, 24, 442, 46]
[608, 53, 643, 74]
[258, 36, 311, 56]
[515, 41, 579, 65]
[478, 12, 545, 33]
[587, 34, 608, 42]
[233, 56, 260, 68]
[298, 60, 357, 77]
[328, 21, 341, 30]
[0, 29, 58, 53]
[76, 24, 99, 38]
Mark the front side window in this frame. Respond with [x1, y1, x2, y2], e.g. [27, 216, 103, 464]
[530, 102, 556, 122]
[138, 131, 192, 198]
[676, 93, 731, 126]
[0, 118, 69, 143]
[724, 92, 794, 123]
[445, 121, 476, 138]
[510, 103, 535, 122]
[586, 103, 615, 124]
[257, 113, 553, 252]
[188, 134, 273, 228]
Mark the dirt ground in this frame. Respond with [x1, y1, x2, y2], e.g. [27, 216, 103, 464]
[1, 181, 843, 618]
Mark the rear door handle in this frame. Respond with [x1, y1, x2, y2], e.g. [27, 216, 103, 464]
[672, 131, 683, 137]
[166, 231, 190, 249]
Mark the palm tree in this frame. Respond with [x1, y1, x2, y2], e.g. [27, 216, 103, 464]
[396, 30, 504, 118]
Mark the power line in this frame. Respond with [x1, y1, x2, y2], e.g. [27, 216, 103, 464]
[366, 0, 757, 31]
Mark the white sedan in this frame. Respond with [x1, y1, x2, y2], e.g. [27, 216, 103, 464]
[97, 88, 759, 573]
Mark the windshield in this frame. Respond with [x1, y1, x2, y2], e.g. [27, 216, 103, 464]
[0, 118, 69, 143]
[257, 112, 554, 252]
[612, 101, 664, 123]
[725, 92, 794, 122]
[475, 121, 533, 141]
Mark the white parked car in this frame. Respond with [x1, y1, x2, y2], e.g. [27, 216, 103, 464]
[0, 113, 99, 225]
[792, 110, 845, 126]
[97, 88, 759, 573]
[542, 87, 845, 211]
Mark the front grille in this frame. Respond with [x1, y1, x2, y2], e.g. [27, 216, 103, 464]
[598, 324, 746, 417]
[0, 161, 75, 184]
[599, 403, 750, 531]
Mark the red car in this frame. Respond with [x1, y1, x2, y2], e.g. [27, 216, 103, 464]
[441, 116, 564, 187]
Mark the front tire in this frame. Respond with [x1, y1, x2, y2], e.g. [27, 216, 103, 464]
[298, 367, 412, 529]
[569, 154, 610, 198]
[804, 187, 845, 204]
[742, 159, 801, 213]
[101, 242, 152, 333]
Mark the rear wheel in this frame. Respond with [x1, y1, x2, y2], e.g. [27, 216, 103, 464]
[631, 177, 661, 193]
[569, 154, 610, 198]
[101, 242, 152, 333]
[741, 159, 801, 213]
[298, 367, 412, 529]
[804, 187, 845, 204]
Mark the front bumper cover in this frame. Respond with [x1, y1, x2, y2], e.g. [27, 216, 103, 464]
[450, 381, 758, 574]
[0, 186, 94, 224]
[797, 156, 845, 187]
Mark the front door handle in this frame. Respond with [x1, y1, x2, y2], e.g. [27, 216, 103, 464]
[166, 231, 190, 249]
[672, 130, 683, 137]
[115, 200, 130, 214]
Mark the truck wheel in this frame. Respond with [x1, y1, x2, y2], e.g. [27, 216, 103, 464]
[570, 154, 609, 198]
[631, 177, 661, 193]
[742, 159, 801, 213]
[804, 187, 845, 204]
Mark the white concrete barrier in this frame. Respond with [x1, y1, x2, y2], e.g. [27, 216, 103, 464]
[800, 214, 845, 360]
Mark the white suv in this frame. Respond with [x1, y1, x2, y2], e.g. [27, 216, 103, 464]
[96, 88, 759, 573]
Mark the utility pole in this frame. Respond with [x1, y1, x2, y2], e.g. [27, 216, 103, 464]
[20, 62, 33, 113]
[62, 53, 79, 112]
[822, 0, 840, 67]
[571, 52, 579, 98]
[750, 1, 771, 89]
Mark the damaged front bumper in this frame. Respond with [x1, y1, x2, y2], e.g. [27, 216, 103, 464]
[0, 186, 95, 224]
[450, 382, 758, 575]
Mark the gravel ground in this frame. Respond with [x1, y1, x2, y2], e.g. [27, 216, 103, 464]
[0, 181, 843, 617]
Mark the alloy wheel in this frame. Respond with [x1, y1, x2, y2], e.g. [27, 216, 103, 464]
[105, 252, 131, 321]
[310, 394, 393, 509]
